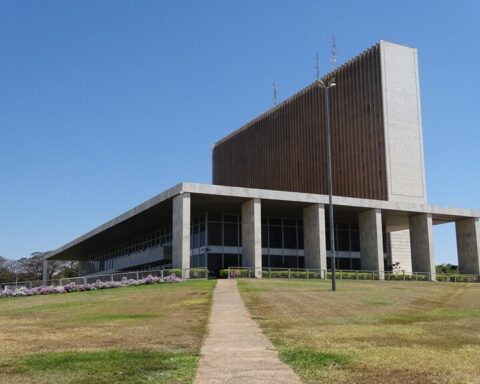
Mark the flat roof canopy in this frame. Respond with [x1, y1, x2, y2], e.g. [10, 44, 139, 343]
[47, 182, 479, 261]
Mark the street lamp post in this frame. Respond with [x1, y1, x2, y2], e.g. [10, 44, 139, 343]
[317, 78, 337, 291]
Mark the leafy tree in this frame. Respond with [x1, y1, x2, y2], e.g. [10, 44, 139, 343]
[0, 253, 78, 283]
[436, 264, 458, 274]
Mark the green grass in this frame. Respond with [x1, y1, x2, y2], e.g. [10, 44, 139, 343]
[238, 279, 480, 384]
[0, 280, 216, 384]
[1, 351, 197, 384]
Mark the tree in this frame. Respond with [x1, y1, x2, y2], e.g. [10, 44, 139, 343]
[0, 256, 15, 283]
[436, 264, 458, 274]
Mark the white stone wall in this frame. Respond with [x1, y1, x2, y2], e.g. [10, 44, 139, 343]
[389, 229, 412, 273]
[380, 41, 427, 204]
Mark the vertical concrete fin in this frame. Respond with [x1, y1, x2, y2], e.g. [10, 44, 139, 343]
[359, 208, 384, 278]
[241, 199, 262, 274]
[172, 193, 191, 272]
[455, 218, 480, 275]
[303, 204, 327, 274]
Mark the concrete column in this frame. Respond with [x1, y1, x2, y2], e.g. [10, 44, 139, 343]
[409, 213, 435, 278]
[359, 209, 384, 279]
[303, 204, 327, 276]
[241, 198, 262, 276]
[455, 218, 480, 275]
[42, 259, 48, 286]
[172, 192, 191, 273]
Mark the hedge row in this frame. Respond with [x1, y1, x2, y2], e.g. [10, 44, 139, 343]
[1, 274, 183, 299]
[219, 269, 479, 283]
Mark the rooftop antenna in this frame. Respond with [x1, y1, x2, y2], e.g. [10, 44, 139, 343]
[315, 52, 320, 80]
[331, 36, 337, 70]
[272, 82, 277, 106]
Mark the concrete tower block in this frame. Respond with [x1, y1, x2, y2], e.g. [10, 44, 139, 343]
[303, 204, 327, 276]
[359, 208, 384, 279]
[172, 192, 191, 273]
[409, 213, 435, 279]
[455, 218, 480, 275]
[242, 198, 262, 276]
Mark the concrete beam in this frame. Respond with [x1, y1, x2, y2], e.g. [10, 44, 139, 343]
[303, 204, 327, 276]
[409, 213, 435, 278]
[242, 199, 262, 276]
[455, 218, 480, 275]
[172, 193, 191, 273]
[359, 209, 384, 279]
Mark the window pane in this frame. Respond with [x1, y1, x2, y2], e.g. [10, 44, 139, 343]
[193, 225, 199, 249]
[207, 253, 223, 272]
[224, 223, 238, 246]
[262, 225, 268, 247]
[337, 230, 350, 251]
[283, 256, 298, 268]
[224, 214, 238, 223]
[269, 218, 282, 226]
[283, 226, 297, 249]
[269, 226, 282, 248]
[351, 231, 360, 251]
[298, 228, 304, 249]
[262, 254, 269, 267]
[224, 254, 239, 268]
[208, 222, 222, 245]
[199, 223, 206, 247]
[208, 213, 222, 222]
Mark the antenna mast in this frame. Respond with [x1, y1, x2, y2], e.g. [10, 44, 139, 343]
[272, 82, 277, 106]
[331, 36, 337, 70]
[315, 52, 320, 80]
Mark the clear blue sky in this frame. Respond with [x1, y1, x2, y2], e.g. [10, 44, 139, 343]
[1, 0, 479, 263]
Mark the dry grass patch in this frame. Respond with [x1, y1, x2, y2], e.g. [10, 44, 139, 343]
[0, 280, 215, 383]
[238, 279, 480, 384]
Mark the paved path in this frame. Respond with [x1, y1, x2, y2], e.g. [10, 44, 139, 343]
[194, 279, 302, 384]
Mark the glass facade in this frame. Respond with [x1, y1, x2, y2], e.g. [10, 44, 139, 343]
[190, 212, 371, 273]
[190, 213, 242, 272]
[80, 226, 172, 275]
[81, 211, 387, 276]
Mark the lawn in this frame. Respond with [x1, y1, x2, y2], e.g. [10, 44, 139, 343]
[0, 280, 215, 384]
[238, 279, 480, 384]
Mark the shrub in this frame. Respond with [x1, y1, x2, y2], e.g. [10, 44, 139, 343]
[0, 273, 183, 300]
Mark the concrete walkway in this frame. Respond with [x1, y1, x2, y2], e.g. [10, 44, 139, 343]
[194, 279, 301, 384]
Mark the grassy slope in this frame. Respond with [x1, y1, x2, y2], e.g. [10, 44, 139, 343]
[238, 279, 480, 384]
[0, 280, 215, 384]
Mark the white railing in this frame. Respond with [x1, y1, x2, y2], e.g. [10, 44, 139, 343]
[225, 267, 480, 283]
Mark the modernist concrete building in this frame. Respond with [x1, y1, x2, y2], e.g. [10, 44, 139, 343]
[46, 41, 480, 279]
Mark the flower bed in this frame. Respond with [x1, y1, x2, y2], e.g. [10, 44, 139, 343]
[0, 274, 183, 299]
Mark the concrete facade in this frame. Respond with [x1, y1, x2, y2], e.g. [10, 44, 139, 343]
[410, 213, 436, 277]
[380, 41, 427, 204]
[456, 218, 480, 275]
[359, 209, 384, 278]
[389, 229, 413, 273]
[303, 204, 327, 274]
[172, 192, 191, 271]
[241, 199, 262, 274]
